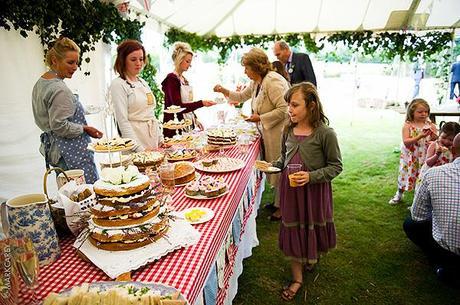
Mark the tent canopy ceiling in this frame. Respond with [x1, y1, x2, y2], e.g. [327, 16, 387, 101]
[142, 0, 460, 36]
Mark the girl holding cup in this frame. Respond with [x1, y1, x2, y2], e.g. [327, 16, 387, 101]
[271, 82, 342, 300]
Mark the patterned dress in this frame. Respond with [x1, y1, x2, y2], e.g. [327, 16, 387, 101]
[418, 149, 453, 183]
[397, 123, 432, 191]
[278, 137, 336, 264]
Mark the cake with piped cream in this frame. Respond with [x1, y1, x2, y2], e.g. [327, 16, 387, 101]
[89, 165, 169, 251]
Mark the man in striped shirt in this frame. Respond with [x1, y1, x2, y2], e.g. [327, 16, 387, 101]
[403, 133, 460, 282]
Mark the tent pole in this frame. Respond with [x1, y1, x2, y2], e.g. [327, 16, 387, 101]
[205, 0, 247, 35]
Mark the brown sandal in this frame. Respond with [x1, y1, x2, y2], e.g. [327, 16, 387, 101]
[281, 281, 303, 301]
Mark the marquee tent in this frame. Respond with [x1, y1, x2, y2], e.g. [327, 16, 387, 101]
[142, 0, 460, 35]
[1, 0, 459, 200]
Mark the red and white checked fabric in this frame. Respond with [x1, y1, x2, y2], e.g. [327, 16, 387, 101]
[19, 138, 261, 304]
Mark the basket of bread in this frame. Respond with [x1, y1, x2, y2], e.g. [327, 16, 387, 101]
[56, 181, 96, 236]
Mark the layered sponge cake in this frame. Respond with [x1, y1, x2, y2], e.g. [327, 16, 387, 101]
[207, 128, 237, 146]
[131, 151, 164, 172]
[90, 166, 169, 251]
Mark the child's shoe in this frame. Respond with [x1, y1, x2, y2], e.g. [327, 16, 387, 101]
[388, 192, 402, 205]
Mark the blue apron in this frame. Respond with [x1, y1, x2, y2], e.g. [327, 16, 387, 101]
[51, 95, 98, 184]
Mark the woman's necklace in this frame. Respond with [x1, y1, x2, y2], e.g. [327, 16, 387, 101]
[48, 69, 63, 79]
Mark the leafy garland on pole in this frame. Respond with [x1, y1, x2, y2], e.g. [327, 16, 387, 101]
[0, 0, 144, 67]
[164, 27, 453, 63]
[0, 0, 164, 118]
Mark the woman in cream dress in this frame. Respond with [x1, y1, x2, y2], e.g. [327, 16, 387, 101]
[110, 39, 162, 152]
[214, 48, 290, 219]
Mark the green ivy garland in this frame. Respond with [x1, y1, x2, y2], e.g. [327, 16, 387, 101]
[0, 0, 144, 66]
[164, 28, 453, 62]
[1, 0, 166, 118]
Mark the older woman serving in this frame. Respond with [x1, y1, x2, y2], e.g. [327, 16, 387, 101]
[32, 37, 102, 184]
[214, 48, 289, 220]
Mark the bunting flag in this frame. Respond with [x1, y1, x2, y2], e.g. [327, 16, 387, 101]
[135, 0, 151, 11]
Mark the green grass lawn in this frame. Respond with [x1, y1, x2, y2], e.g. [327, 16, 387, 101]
[233, 108, 460, 305]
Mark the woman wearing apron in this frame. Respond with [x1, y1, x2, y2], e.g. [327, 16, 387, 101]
[32, 37, 102, 184]
[161, 41, 216, 138]
[110, 40, 163, 152]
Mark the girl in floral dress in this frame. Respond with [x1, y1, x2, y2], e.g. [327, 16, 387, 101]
[388, 99, 438, 204]
[419, 121, 460, 178]
[271, 82, 342, 301]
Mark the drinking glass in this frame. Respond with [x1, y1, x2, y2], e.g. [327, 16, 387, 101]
[238, 135, 250, 155]
[287, 164, 302, 187]
[145, 167, 160, 189]
[217, 110, 226, 125]
[159, 163, 175, 195]
[13, 237, 39, 304]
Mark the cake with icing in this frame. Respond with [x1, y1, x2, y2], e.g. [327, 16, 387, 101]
[207, 129, 237, 145]
[131, 151, 164, 171]
[185, 176, 228, 198]
[89, 165, 169, 251]
[92, 137, 134, 151]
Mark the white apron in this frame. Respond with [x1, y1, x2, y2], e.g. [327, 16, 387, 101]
[128, 80, 161, 150]
[179, 79, 198, 127]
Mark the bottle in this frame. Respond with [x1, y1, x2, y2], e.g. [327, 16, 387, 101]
[0, 232, 19, 305]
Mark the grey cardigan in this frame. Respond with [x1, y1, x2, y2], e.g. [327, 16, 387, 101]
[272, 124, 343, 184]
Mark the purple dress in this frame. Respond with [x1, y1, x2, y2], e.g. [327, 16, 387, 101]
[279, 136, 336, 264]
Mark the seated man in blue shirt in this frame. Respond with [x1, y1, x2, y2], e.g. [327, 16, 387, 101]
[403, 133, 460, 282]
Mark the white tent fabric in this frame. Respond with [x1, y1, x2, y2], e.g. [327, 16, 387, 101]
[0, 30, 110, 201]
[145, 0, 459, 36]
[1, 0, 459, 201]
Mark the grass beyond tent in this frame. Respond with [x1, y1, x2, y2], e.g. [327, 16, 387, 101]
[233, 107, 460, 305]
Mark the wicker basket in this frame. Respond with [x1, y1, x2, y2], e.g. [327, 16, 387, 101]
[43, 167, 72, 238]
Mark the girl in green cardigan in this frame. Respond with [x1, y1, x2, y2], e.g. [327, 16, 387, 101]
[270, 82, 343, 301]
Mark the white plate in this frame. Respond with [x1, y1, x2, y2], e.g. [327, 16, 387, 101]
[184, 188, 229, 200]
[166, 150, 198, 162]
[88, 145, 134, 153]
[100, 155, 132, 166]
[257, 166, 281, 173]
[194, 157, 245, 173]
[163, 107, 186, 114]
[177, 207, 214, 224]
[85, 104, 105, 114]
[52, 281, 187, 303]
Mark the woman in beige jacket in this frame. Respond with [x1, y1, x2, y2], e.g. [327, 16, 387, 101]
[214, 48, 289, 220]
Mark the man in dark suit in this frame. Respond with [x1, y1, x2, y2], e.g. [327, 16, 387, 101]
[450, 55, 460, 100]
[273, 41, 317, 86]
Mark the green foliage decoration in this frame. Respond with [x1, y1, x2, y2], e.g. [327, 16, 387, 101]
[0, 0, 166, 117]
[0, 0, 144, 69]
[165, 27, 453, 63]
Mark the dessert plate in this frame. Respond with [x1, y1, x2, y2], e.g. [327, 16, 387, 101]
[194, 157, 245, 173]
[177, 207, 214, 225]
[257, 166, 281, 173]
[184, 189, 229, 200]
[47, 281, 187, 303]
[163, 107, 186, 114]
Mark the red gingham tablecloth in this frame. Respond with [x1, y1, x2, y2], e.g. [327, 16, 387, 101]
[19, 138, 261, 304]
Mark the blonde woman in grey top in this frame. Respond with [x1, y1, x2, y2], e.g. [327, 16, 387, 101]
[32, 37, 102, 183]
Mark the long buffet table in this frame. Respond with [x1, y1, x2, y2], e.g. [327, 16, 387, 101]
[20, 138, 265, 305]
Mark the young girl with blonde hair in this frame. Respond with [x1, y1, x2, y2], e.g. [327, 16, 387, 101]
[389, 98, 438, 204]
